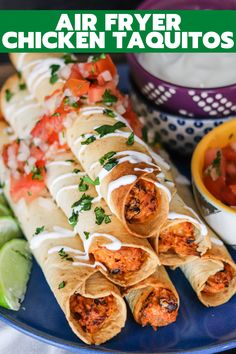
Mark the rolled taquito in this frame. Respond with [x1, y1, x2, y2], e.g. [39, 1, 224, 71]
[154, 193, 211, 267]
[124, 266, 179, 329]
[10, 53, 173, 238]
[1, 76, 159, 287]
[170, 165, 236, 306]
[0, 121, 126, 345]
[10, 53, 66, 112]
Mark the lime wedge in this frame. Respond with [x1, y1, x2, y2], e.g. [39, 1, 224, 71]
[0, 217, 23, 247]
[0, 239, 32, 310]
[0, 204, 12, 217]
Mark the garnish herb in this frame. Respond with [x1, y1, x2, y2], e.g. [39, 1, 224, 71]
[92, 53, 106, 62]
[64, 96, 70, 105]
[72, 102, 79, 108]
[50, 64, 60, 84]
[31, 166, 43, 181]
[73, 168, 81, 174]
[102, 89, 118, 105]
[95, 121, 126, 138]
[52, 112, 61, 117]
[127, 132, 134, 146]
[103, 158, 118, 171]
[81, 135, 96, 145]
[34, 226, 45, 236]
[63, 54, 77, 64]
[103, 108, 116, 118]
[212, 151, 222, 176]
[19, 83, 26, 91]
[5, 89, 13, 102]
[68, 210, 79, 228]
[99, 151, 116, 165]
[27, 191, 32, 196]
[84, 231, 90, 240]
[58, 281, 66, 289]
[94, 207, 111, 225]
[78, 178, 89, 192]
[82, 175, 100, 186]
[58, 248, 73, 262]
[17, 71, 22, 79]
[66, 159, 75, 163]
[69, 194, 94, 227]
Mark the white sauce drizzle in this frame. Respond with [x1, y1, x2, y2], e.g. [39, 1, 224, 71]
[211, 237, 224, 246]
[49, 172, 85, 190]
[30, 226, 76, 250]
[55, 185, 78, 204]
[107, 175, 137, 212]
[134, 167, 154, 173]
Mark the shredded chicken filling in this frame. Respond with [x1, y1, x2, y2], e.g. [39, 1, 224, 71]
[93, 246, 146, 276]
[139, 288, 178, 330]
[125, 179, 158, 224]
[202, 263, 234, 295]
[159, 222, 199, 257]
[70, 294, 116, 334]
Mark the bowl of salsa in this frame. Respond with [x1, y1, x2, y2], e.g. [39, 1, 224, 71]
[191, 118, 236, 246]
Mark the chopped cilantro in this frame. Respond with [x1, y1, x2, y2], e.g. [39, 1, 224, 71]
[73, 168, 81, 174]
[212, 151, 222, 176]
[127, 132, 134, 146]
[52, 112, 61, 117]
[50, 64, 60, 84]
[5, 89, 13, 102]
[81, 135, 96, 145]
[95, 121, 126, 138]
[78, 178, 89, 192]
[31, 166, 43, 181]
[99, 151, 116, 165]
[82, 175, 100, 186]
[92, 53, 106, 62]
[72, 194, 93, 211]
[34, 226, 45, 236]
[103, 158, 118, 171]
[58, 248, 73, 262]
[19, 83, 26, 91]
[68, 210, 79, 228]
[66, 159, 75, 163]
[63, 54, 77, 64]
[58, 281, 66, 289]
[102, 90, 118, 105]
[94, 207, 111, 225]
[103, 108, 116, 118]
[84, 231, 90, 240]
[17, 71, 22, 79]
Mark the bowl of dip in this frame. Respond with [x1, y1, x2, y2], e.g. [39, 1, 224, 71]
[191, 119, 236, 246]
[130, 80, 230, 155]
[127, 0, 236, 118]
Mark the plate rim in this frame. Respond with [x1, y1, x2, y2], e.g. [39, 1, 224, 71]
[0, 310, 236, 354]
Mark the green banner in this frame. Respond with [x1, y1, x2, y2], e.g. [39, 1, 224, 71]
[0, 10, 235, 52]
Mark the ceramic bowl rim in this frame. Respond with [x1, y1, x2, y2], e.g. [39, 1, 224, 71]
[191, 119, 236, 215]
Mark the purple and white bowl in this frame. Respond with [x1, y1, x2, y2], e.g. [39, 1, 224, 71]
[130, 80, 232, 155]
[127, 0, 236, 118]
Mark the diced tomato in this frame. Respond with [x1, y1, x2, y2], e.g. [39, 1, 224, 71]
[69, 64, 83, 80]
[230, 185, 236, 195]
[30, 145, 45, 161]
[64, 79, 90, 97]
[10, 173, 46, 203]
[78, 55, 116, 80]
[88, 82, 117, 104]
[222, 146, 236, 161]
[45, 89, 62, 103]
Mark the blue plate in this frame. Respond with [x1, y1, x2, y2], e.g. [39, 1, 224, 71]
[0, 65, 236, 354]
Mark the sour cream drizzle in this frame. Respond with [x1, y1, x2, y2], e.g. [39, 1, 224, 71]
[49, 172, 86, 190]
[30, 226, 76, 250]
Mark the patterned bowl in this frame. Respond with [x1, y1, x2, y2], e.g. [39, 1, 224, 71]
[127, 0, 236, 118]
[130, 80, 231, 155]
[191, 119, 236, 246]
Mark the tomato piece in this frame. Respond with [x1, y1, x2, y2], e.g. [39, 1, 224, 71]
[222, 146, 236, 161]
[69, 64, 83, 80]
[88, 82, 117, 104]
[10, 174, 45, 203]
[95, 55, 116, 77]
[64, 79, 90, 97]
[45, 89, 62, 103]
[230, 185, 236, 195]
[31, 112, 65, 145]
[203, 174, 225, 201]
[78, 55, 116, 80]
[30, 145, 45, 161]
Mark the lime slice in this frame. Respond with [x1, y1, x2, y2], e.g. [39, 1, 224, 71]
[0, 217, 23, 247]
[0, 204, 12, 217]
[0, 239, 32, 310]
